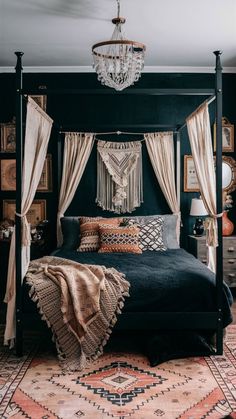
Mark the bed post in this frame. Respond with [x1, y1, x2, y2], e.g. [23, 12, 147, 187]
[15, 51, 24, 356]
[175, 131, 181, 208]
[214, 50, 223, 355]
[57, 132, 62, 203]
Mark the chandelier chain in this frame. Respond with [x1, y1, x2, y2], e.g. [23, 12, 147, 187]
[117, 0, 120, 18]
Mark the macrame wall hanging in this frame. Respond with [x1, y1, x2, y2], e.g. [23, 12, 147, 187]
[96, 140, 143, 213]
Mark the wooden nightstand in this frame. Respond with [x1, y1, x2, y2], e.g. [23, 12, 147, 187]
[188, 235, 236, 288]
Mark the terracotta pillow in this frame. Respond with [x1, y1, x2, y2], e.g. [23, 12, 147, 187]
[98, 225, 142, 254]
[77, 217, 121, 252]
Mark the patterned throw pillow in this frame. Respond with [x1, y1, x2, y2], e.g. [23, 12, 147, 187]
[125, 217, 167, 251]
[77, 217, 121, 252]
[98, 225, 142, 254]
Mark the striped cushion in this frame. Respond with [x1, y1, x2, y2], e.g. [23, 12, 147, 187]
[77, 217, 121, 252]
[98, 225, 142, 254]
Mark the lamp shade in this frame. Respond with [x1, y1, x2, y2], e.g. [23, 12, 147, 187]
[190, 198, 208, 216]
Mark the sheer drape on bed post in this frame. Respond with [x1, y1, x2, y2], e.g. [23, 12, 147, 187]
[186, 103, 219, 273]
[4, 96, 53, 348]
[144, 132, 180, 242]
[57, 133, 94, 246]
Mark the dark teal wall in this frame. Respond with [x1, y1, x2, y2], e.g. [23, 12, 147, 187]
[0, 72, 236, 248]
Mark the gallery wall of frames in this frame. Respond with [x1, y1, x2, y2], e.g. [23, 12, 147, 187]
[0, 95, 54, 245]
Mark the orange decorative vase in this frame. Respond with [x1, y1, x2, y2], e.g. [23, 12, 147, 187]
[222, 211, 234, 236]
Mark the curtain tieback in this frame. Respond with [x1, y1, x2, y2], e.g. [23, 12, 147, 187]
[208, 213, 223, 219]
[15, 211, 27, 218]
[15, 211, 31, 246]
[204, 217, 219, 248]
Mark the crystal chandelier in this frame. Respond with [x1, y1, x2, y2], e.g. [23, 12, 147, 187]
[92, 0, 146, 91]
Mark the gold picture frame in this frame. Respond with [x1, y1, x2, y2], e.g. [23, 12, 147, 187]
[3, 199, 46, 226]
[0, 155, 52, 192]
[214, 117, 234, 152]
[29, 95, 47, 111]
[0, 122, 16, 152]
[0, 159, 16, 190]
[184, 155, 200, 192]
[37, 154, 52, 192]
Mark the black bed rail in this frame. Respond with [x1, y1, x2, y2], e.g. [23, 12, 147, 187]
[114, 312, 220, 330]
[21, 88, 216, 96]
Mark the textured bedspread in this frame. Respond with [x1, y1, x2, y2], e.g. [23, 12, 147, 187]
[52, 248, 233, 328]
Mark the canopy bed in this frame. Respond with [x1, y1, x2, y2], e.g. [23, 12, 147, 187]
[4, 51, 233, 368]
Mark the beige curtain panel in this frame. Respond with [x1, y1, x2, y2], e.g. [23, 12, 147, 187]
[145, 132, 180, 242]
[57, 132, 94, 246]
[4, 97, 53, 346]
[186, 102, 218, 272]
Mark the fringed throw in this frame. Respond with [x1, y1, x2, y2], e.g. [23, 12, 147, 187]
[25, 256, 130, 372]
[96, 140, 143, 213]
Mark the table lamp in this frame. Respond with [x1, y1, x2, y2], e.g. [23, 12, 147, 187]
[190, 198, 208, 236]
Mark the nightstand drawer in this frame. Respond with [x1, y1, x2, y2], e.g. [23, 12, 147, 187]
[223, 258, 236, 269]
[188, 234, 236, 288]
[197, 245, 207, 261]
[197, 240, 236, 259]
[224, 271, 236, 285]
[223, 258, 236, 285]
[223, 239, 236, 258]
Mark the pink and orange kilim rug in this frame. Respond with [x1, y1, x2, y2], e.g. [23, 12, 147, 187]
[0, 326, 236, 419]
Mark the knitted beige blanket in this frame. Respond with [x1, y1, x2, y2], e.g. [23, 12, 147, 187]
[26, 256, 130, 372]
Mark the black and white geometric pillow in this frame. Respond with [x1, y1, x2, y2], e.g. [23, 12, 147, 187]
[126, 217, 167, 251]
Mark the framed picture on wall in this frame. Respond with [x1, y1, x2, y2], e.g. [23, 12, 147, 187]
[0, 159, 16, 190]
[0, 155, 52, 191]
[3, 199, 46, 226]
[37, 154, 52, 192]
[184, 155, 200, 192]
[214, 117, 234, 152]
[0, 122, 16, 152]
[29, 95, 47, 111]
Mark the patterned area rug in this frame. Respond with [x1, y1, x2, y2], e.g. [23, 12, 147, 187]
[0, 326, 236, 419]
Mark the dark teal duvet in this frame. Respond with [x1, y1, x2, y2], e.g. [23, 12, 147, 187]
[51, 247, 233, 328]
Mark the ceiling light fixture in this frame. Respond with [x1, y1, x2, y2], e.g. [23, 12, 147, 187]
[92, 0, 146, 91]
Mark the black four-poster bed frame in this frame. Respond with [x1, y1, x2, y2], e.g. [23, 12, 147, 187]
[14, 51, 223, 357]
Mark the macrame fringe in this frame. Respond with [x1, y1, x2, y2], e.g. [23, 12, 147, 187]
[96, 140, 143, 214]
[26, 273, 78, 372]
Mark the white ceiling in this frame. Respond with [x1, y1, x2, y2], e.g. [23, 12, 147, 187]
[1, 0, 236, 73]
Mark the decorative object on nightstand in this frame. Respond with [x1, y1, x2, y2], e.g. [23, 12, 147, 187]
[222, 192, 234, 236]
[190, 197, 208, 236]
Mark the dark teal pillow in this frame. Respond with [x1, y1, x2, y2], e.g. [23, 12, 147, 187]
[60, 217, 80, 250]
